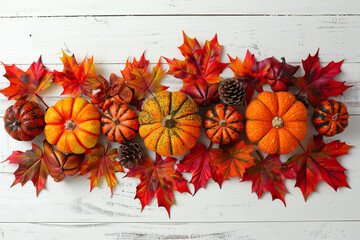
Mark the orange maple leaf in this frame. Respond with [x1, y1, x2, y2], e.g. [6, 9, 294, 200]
[0, 57, 53, 102]
[121, 53, 168, 101]
[53, 50, 100, 97]
[217, 140, 255, 180]
[165, 32, 228, 87]
[79, 144, 123, 195]
[126, 154, 190, 217]
[229, 50, 270, 104]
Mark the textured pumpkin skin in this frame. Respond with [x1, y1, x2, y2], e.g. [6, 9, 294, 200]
[101, 104, 139, 143]
[312, 100, 349, 137]
[246, 91, 307, 154]
[4, 100, 45, 141]
[204, 104, 243, 144]
[44, 97, 101, 154]
[139, 91, 201, 157]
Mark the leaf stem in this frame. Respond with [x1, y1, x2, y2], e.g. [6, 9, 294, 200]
[35, 94, 49, 109]
[255, 150, 265, 161]
[208, 141, 214, 150]
[298, 142, 307, 153]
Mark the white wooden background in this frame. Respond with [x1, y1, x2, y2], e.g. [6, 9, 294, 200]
[0, 1, 359, 239]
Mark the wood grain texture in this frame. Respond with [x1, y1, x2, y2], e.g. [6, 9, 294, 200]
[0, 16, 359, 65]
[0, 222, 359, 240]
[0, 0, 359, 16]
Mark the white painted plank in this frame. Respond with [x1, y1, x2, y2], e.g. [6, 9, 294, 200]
[0, 0, 359, 16]
[0, 115, 357, 222]
[0, 16, 359, 64]
[0, 62, 358, 115]
[0, 222, 359, 240]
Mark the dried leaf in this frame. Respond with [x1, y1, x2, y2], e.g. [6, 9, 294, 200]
[53, 50, 100, 97]
[285, 135, 352, 200]
[4, 143, 48, 195]
[229, 50, 270, 104]
[79, 144, 123, 195]
[126, 154, 190, 217]
[0, 57, 53, 101]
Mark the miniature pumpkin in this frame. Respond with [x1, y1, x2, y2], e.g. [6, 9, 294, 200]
[43, 140, 84, 182]
[44, 97, 101, 154]
[204, 104, 243, 144]
[4, 100, 45, 141]
[101, 104, 139, 143]
[246, 91, 307, 154]
[312, 99, 349, 137]
[138, 90, 201, 156]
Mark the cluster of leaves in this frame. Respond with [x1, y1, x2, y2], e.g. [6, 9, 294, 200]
[0, 32, 355, 217]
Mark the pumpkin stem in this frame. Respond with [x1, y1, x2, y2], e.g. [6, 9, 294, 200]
[113, 118, 120, 125]
[65, 120, 77, 130]
[332, 113, 339, 121]
[272, 116, 284, 129]
[162, 115, 175, 128]
[219, 120, 227, 127]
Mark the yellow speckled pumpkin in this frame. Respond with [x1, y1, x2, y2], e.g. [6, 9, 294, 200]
[44, 97, 101, 154]
[138, 91, 201, 156]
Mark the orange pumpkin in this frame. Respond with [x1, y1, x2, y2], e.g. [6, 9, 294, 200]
[138, 90, 201, 156]
[245, 91, 307, 154]
[204, 104, 243, 144]
[44, 97, 101, 154]
[101, 104, 139, 143]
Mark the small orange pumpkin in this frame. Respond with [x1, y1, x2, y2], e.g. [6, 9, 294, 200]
[138, 90, 201, 156]
[44, 97, 101, 154]
[204, 104, 243, 144]
[101, 104, 139, 143]
[246, 91, 307, 154]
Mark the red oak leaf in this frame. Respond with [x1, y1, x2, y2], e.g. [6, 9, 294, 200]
[79, 144, 123, 195]
[165, 32, 228, 88]
[285, 135, 353, 200]
[176, 142, 224, 194]
[217, 140, 254, 180]
[121, 53, 168, 102]
[263, 57, 299, 92]
[295, 50, 353, 106]
[126, 154, 190, 217]
[242, 151, 296, 206]
[53, 50, 100, 97]
[180, 78, 220, 107]
[229, 50, 270, 104]
[4, 143, 48, 195]
[0, 57, 53, 101]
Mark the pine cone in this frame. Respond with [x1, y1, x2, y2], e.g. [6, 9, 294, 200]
[219, 78, 246, 105]
[117, 142, 143, 168]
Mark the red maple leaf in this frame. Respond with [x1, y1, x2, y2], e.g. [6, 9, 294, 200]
[294, 50, 353, 106]
[242, 151, 295, 206]
[165, 32, 228, 87]
[229, 50, 270, 104]
[0, 57, 53, 103]
[79, 144, 123, 195]
[180, 78, 220, 107]
[176, 142, 224, 194]
[216, 140, 254, 180]
[126, 154, 190, 217]
[3, 143, 48, 195]
[285, 135, 353, 200]
[121, 53, 168, 102]
[53, 50, 100, 97]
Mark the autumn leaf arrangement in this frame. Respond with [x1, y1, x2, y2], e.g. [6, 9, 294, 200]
[1, 32, 354, 217]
